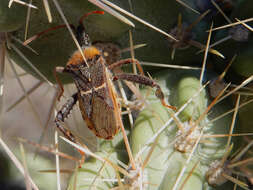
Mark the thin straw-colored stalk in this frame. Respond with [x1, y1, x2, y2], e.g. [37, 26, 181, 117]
[117, 81, 134, 128]
[178, 161, 199, 190]
[9, 43, 53, 87]
[0, 38, 6, 116]
[18, 137, 79, 162]
[42, 0, 52, 23]
[231, 140, 253, 163]
[88, 155, 111, 190]
[222, 173, 249, 190]
[120, 44, 147, 53]
[7, 54, 44, 130]
[140, 61, 201, 70]
[196, 35, 232, 54]
[229, 157, 253, 168]
[6, 81, 43, 112]
[235, 18, 253, 32]
[172, 130, 203, 190]
[200, 22, 213, 84]
[216, 76, 253, 104]
[34, 86, 58, 159]
[129, 30, 137, 78]
[51, 0, 89, 68]
[88, 0, 135, 27]
[24, 0, 32, 40]
[136, 82, 209, 158]
[226, 95, 240, 150]
[211, 0, 232, 24]
[0, 137, 39, 190]
[60, 136, 130, 177]
[100, 0, 177, 41]
[209, 18, 253, 32]
[10, 35, 38, 55]
[55, 130, 61, 190]
[210, 98, 253, 123]
[176, 0, 200, 14]
[19, 142, 32, 190]
[8, 0, 37, 9]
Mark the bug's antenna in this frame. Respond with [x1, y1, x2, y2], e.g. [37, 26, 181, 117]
[76, 10, 104, 47]
[23, 24, 76, 46]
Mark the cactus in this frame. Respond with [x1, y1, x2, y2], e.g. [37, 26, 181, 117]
[1, 0, 253, 189]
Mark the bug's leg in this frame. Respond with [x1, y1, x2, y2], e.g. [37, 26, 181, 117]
[54, 66, 73, 100]
[109, 58, 145, 103]
[113, 73, 177, 110]
[54, 93, 86, 164]
[54, 67, 66, 100]
[55, 93, 78, 143]
[120, 99, 144, 112]
[108, 58, 144, 75]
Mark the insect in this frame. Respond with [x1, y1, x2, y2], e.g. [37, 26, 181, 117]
[53, 11, 177, 144]
[25, 11, 176, 153]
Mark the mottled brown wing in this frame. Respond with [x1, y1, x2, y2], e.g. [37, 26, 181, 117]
[78, 93, 94, 132]
[78, 65, 121, 139]
[90, 95, 119, 139]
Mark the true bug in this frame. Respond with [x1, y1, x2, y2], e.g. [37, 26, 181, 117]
[25, 11, 175, 156]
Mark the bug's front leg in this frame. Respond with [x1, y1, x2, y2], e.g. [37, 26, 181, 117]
[55, 93, 79, 143]
[54, 66, 73, 100]
[55, 93, 87, 165]
[54, 66, 66, 100]
[113, 73, 177, 111]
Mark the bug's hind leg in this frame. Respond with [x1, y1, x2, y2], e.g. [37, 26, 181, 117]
[113, 73, 177, 111]
[108, 58, 144, 75]
[54, 93, 86, 163]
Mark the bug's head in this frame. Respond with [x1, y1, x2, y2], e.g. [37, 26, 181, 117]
[76, 10, 104, 48]
[76, 24, 91, 47]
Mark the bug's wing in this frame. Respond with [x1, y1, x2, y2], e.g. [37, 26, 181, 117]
[90, 67, 122, 139]
[78, 92, 118, 139]
[90, 95, 119, 139]
[78, 93, 94, 131]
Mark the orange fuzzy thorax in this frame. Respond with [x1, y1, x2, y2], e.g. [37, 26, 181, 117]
[67, 46, 101, 66]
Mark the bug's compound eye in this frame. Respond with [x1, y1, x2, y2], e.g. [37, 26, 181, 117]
[81, 33, 91, 47]
[84, 34, 90, 45]
[93, 54, 101, 62]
